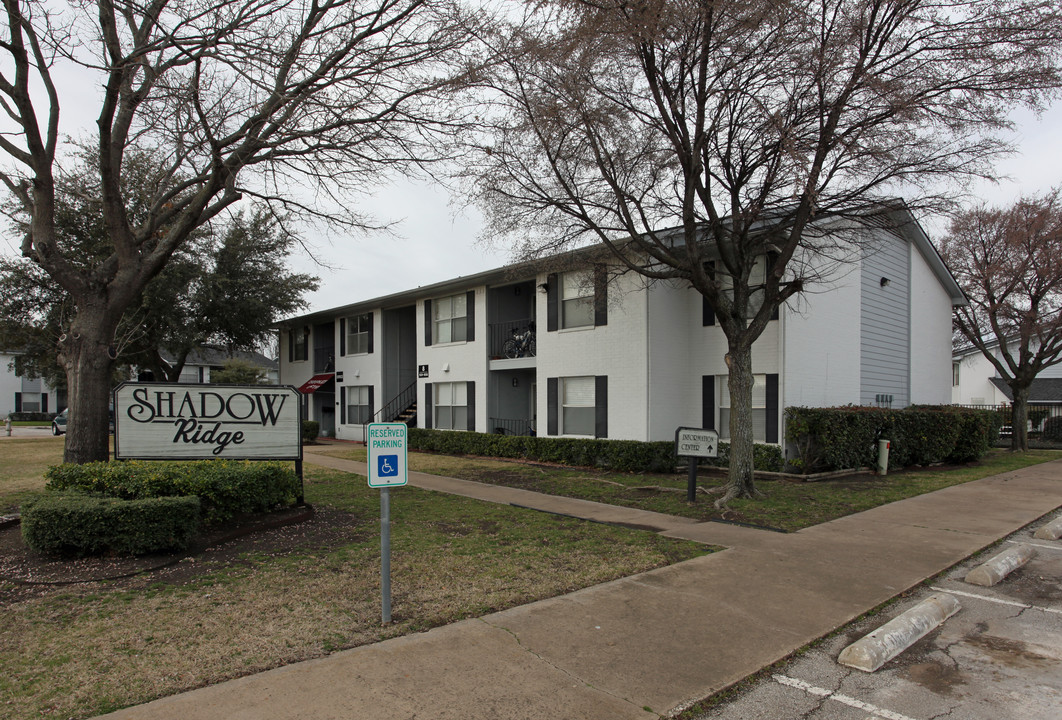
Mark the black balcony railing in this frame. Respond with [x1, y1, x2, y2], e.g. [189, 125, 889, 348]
[489, 318, 536, 359]
[314, 347, 336, 373]
[489, 417, 536, 436]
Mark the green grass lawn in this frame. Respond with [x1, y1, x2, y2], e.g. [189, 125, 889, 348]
[313, 445, 1062, 531]
[0, 454, 707, 720]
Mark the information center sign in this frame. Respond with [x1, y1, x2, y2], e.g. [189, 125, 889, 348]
[675, 427, 719, 458]
[367, 423, 408, 488]
[114, 383, 302, 460]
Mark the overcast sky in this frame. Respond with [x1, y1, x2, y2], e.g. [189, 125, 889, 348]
[296, 101, 1062, 314]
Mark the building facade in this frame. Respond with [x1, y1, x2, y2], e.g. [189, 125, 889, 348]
[279, 210, 964, 454]
[1, 351, 64, 417]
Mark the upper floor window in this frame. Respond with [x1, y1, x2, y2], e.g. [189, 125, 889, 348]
[346, 313, 372, 355]
[718, 256, 766, 316]
[561, 271, 594, 328]
[434, 294, 468, 344]
[289, 326, 309, 362]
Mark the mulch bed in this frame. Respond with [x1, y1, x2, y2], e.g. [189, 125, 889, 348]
[0, 505, 360, 605]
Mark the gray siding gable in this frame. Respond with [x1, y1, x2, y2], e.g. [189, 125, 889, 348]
[860, 232, 910, 407]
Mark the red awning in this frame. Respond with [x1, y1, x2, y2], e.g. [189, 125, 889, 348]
[297, 373, 335, 393]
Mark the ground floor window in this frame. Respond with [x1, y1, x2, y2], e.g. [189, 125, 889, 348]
[562, 376, 596, 436]
[718, 374, 767, 441]
[344, 385, 373, 424]
[434, 381, 468, 430]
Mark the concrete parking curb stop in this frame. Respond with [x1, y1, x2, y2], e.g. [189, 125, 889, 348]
[1033, 516, 1062, 540]
[964, 543, 1037, 586]
[837, 593, 961, 672]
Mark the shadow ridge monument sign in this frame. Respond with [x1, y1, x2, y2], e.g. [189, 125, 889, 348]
[113, 381, 304, 497]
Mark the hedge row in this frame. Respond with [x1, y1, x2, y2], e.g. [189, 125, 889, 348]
[407, 428, 784, 473]
[302, 421, 320, 444]
[45, 460, 299, 525]
[785, 405, 998, 473]
[8, 411, 56, 422]
[21, 493, 200, 557]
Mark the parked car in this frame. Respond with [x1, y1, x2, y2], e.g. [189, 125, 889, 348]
[51, 408, 115, 435]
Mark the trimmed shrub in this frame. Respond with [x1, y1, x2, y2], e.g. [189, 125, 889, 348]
[21, 492, 200, 557]
[302, 420, 320, 444]
[8, 411, 56, 422]
[44, 460, 299, 524]
[786, 405, 996, 473]
[1044, 415, 1062, 442]
[406, 428, 784, 473]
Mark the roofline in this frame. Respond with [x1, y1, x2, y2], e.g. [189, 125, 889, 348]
[278, 200, 966, 327]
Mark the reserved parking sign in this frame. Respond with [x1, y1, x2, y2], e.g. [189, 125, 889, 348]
[367, 423, 408, 488]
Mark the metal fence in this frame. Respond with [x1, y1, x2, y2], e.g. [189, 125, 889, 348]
[488, 318, 536, 359]
[489, 417, 536, 436]
[953, 403, 1062, 433]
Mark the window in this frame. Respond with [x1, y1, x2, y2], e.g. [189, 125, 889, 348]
[290, 326, 309, 362]
[561, 376, 595, 436]
[345, 385, 373, 424]
[718, 256, 766, 316]
[434, 382, 468, 430]
[952, 362, 960, 387]
[433, 294, 468, 344]
[718, 374, 767, 441]
[346, 313, 372, 355]
[561, 271, 594, 328]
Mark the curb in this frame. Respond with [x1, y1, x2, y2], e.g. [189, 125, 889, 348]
[965, 544, 1036, 586]
[1033, 516, 1062, 541]
[838, 593, 961, 672]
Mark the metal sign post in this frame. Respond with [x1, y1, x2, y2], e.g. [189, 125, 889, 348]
[674, 427, 719, 503]
[367, 422, 408, 624]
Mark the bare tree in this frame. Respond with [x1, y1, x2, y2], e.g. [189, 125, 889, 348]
[0, 0, 480, 462]
[470, 0, 1062, 504]
[940, 190, 1062, 451]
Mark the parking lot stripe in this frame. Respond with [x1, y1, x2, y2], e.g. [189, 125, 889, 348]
[773, 674, 920, 720]
[930, 586, 1062, 615]
[1006, 539, 1062, 553]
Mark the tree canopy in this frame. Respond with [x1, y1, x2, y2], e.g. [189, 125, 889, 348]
[940, 189, 1062, 451]
[1, 0, 479, 462]
[472, 0, 1062, 501]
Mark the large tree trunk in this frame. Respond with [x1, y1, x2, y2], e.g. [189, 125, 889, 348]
[57, 306, 120, 464]
[1010, 384, 1030, 452]
[718, 343, 757, 507]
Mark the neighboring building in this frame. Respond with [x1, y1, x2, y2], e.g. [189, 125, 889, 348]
[1, 350, 64, 417]
[139, 346, 279, 385]
[278, 207, 965, 452]
[952, 341, 1062, 424]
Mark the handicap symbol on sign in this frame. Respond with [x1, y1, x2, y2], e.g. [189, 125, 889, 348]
[378, 455, 398, 477]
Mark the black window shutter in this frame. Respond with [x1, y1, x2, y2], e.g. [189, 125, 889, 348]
[546, 273, 559, 331]
[367, 312, 375, 354]
[702, 262, 716, 326]
[546, 377, 558, 435]
[339, 318, 346, 356]
[303, 327, 310, 361]
[593, 265, 608, 327]
[14, 392, 21, 413]
[595, 375, 608, 438]
[767, 252, 780, 321]
[424, 300, 433, 346]
[466, 291, 476, 342]
[368, 385, 375, 423]
[466, 381, 476, 431]
[340, 387, 346, 425]
[766, 374, 779, 444]
[702, 375, 715, 430]
[423, 383, 433, 429]
[288, 330, 293, 362]
[42, 393, 48, 413]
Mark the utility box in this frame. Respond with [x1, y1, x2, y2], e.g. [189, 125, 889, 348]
[877, 439, 891, 475]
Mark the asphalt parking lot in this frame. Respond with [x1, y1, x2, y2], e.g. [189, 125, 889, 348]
[693, 509, 1062, 720]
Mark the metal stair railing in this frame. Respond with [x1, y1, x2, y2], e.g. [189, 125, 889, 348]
[372, 381, 418, 425]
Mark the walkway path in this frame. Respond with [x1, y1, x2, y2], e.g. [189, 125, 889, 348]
[99, 450, 1062, 719]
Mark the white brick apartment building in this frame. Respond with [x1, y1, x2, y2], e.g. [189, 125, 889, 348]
[278, 208, 965, 452]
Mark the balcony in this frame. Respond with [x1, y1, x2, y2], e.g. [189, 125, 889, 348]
[314, 347, 336, 373]
[489, 318, 536, 360]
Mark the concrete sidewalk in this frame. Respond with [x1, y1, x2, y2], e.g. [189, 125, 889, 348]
[99, 453, 1062, 719]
